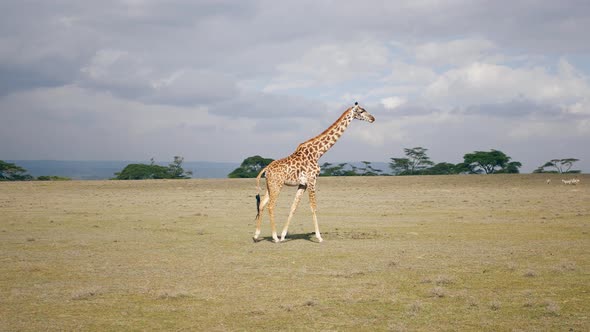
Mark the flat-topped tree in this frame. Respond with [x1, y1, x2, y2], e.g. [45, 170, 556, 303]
[534, 158, 581, 174]
[228, 155, 274, 178]
[463, 149, 521, 174]
[389, 147, 434, 175]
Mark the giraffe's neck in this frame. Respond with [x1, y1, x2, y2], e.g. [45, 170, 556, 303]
[297, 108, 354, 160]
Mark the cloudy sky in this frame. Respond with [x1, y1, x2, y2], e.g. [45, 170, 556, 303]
[1, 0, 589, 172]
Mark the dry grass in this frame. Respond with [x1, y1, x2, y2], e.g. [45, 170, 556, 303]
[489, 300, 502, 311]
[430, 286, 446, 298]
[71, 287, 103, 301]
[1, 174, 589, 330]
[543, 299, 561, 316]
[407, 300, 423, 316]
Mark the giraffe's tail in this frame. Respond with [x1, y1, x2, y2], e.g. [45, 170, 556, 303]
[255, 166, 268, 218]
[255, 193, 261, 218]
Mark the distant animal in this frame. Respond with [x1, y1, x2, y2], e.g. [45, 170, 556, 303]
[562, 178, 580, 185]
[253, 102, 375, 243]
[546, 179, 551, 184]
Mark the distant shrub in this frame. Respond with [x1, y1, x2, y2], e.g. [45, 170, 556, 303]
[37, 175, 71, 181]
[114, 163, 171, 180]
[114, 156, 192, 180]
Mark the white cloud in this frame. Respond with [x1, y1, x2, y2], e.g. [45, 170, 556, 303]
[508, 121, 559, 139]
[263, 40, 390, 92]
[423, 60, 590, 108]
[80, 49, 154, 96]
[413, 38, 498, 66]
[347, 110, 455, 149]
[0, 85, 259, 161]
[381, 96, 407, 110]
[80, 50, 239, 106]
[577, 118, 590, 134]
[383, 61, 437, 84]
[349, 120, 403, 146]
[563, 99, 590, 115]
[148, 69, 238, 105]
[507, 117, 590, 139]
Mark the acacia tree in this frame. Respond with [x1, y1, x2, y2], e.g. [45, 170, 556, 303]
[422, 162, 459, 175]
[320, 162, 358, 176]
[498, 161, 523, 174]
[534, 158, 580, 174]
[463, 150, 521, 174]
[358, 161, 383, 176]
[114, 156, 192, 180]
[389, 147, 434, 175]
[320, 162, 342, 176]
[168, 156, 193, 179]
[0, 160, 33, 181]
[228, 155, 274, 178]
[320, 162, 383, 176]
[389, 157, 411, 175]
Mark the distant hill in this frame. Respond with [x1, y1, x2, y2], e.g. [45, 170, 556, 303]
[7, 160, 240, 180]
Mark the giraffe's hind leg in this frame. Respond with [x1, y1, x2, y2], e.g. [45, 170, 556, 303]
[280, 185, 306, 241]
[253, 192, 269, 242]
[267, 181, 283, 243]
[254, 178, 282, 243]
[268, 194, 279, 243]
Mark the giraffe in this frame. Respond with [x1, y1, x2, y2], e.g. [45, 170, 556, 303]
[253, 102, 375, 243]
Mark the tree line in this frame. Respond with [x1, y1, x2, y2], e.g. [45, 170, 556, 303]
[0, 157, 192, 181]
[0, 160, 71, 181]
[0, 151, 581, 181]
[227, 147, 581, 178]
[388, 147, 523, 175]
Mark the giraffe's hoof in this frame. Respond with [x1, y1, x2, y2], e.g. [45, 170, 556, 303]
[317, 237, 324, 243]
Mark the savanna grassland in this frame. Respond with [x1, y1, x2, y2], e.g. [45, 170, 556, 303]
[1, 174, 589, 331]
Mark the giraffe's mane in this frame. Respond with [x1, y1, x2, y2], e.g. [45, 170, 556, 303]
[298, 107, 353, 147]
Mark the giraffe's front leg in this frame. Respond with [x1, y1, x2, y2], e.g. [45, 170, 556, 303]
[308, 189, 323, 242]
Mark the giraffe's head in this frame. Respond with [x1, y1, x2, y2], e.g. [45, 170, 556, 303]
[351, 102, 375, 123]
